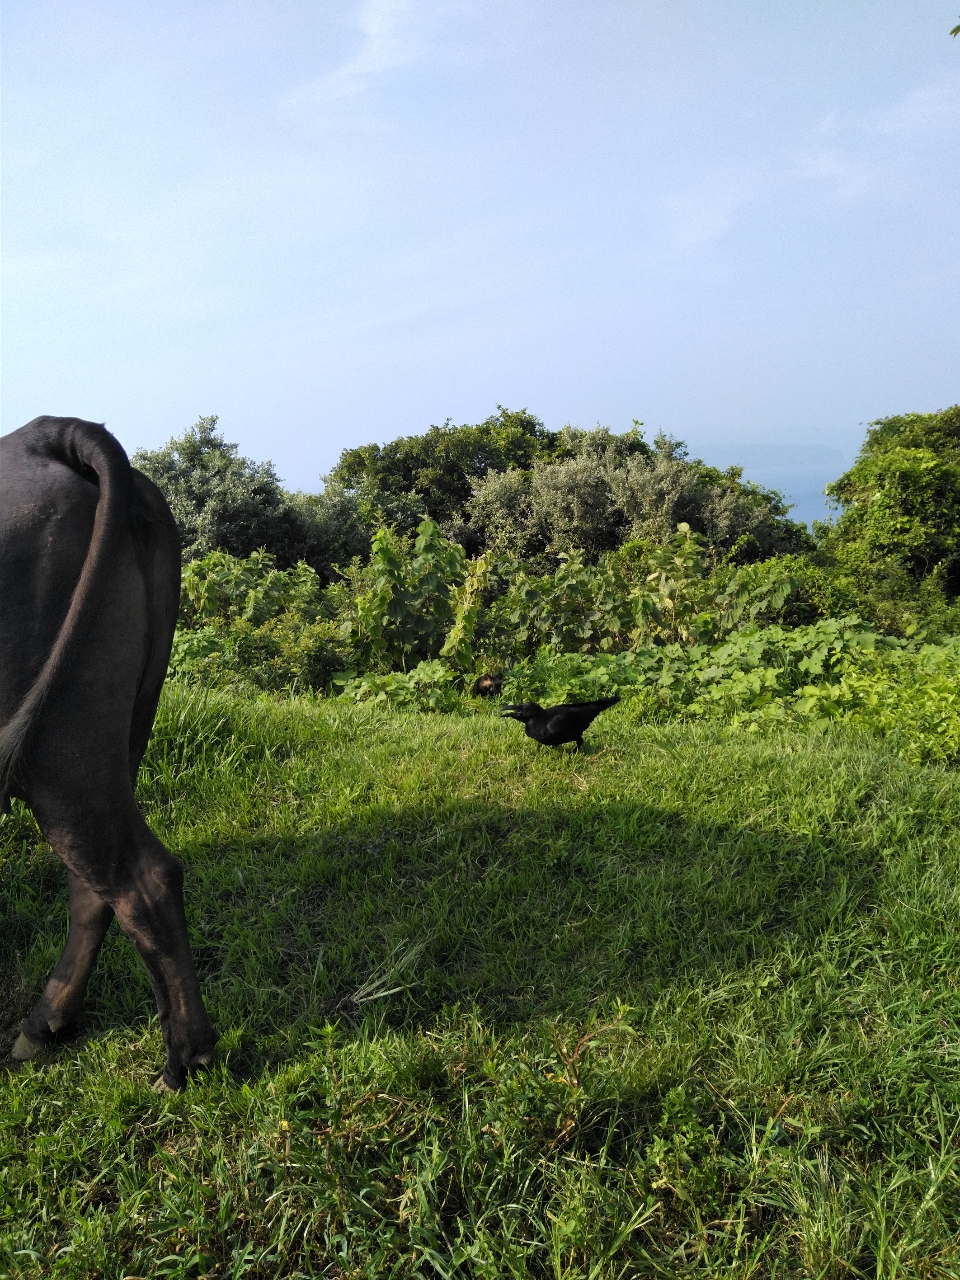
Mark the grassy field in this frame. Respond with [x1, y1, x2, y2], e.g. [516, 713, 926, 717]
[2, 687, 960, 1278]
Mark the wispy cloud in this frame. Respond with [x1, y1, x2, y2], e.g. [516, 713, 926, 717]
[867, 75, 960, 137]
[792, 146, 873, 203]
[281, 0, 424, 118]
[790, 73, 960, 205]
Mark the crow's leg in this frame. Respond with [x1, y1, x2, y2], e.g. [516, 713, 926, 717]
[576, 737, 584, 751]
[14, 871, 115, 1059]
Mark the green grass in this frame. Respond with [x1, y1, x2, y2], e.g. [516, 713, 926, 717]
[2, 686, 960, 1278]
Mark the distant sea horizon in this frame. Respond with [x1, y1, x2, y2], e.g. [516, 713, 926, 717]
[696, 431, 852, 530]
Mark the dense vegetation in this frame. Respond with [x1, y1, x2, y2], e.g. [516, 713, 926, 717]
[2, 402, 959, 1275]
[153, 403, 960, 763]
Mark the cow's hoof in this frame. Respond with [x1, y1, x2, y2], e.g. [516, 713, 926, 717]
[152, 1046, 216, 1093]
[11, 1032, 41, 1061]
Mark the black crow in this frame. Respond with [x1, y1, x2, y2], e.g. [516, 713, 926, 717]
[472, 673, 504, 698]
[501, 695, 620, 750]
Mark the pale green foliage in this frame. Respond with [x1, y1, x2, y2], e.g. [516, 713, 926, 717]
[778, 636, 960, 764]
[502, 616, 895, 707]
[180, 549, 324, 627]
[334, 659, 462, 711]
[483, 525, 796, 657]
[501, 621, 960, 764]
[634, 524, 795, 644]
[440, 549, 495, 669]
[468, 430, 811, 564]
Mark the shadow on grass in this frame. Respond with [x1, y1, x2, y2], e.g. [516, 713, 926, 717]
[2, 791, 882, 1081]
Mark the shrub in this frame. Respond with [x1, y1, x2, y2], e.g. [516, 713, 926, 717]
[169, 525, 797, 690]
[165, 528, 960, 766]
[500, 622, 960, 764]
[334, 518, 467, 670]
[333, 659, 463, 711]
[477, 526, 796, 661]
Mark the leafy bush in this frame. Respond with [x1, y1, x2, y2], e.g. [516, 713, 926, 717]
[179, 549, 324, 627]
[501, 648, 653, 704]
[170, 615, 349, 694]
[334, 518, 468, 670]
[478, 525, 796, 661]
[161, 501, 960, 767]
[810, 404, 960, 629]
[137, 403, 960, 647]
[823, 405, 960, 584]
[501, 616, 890, 705]
[168, 524, 797, 692]
[324, 601, 960, 766]
[170, 550, 352, 692]
[776, 548, 960, 638]
[767, 635, 960, 764]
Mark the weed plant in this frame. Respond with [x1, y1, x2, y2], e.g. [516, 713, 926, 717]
[2, 686, 960, 1276]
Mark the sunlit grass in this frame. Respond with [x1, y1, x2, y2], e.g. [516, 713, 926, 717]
[2, 684, 960, 1277]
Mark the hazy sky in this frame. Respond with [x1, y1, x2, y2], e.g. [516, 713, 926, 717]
[3, 1, 959, 523]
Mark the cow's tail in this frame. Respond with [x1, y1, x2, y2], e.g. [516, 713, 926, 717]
[0, 417, 135, 808]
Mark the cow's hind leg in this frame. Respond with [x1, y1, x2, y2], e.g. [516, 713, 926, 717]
[13, 871, 115, 1060]
[25, 793, 216, 1089]
[104, 822, 217, 1090]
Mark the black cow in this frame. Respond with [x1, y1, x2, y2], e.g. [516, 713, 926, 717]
[0, 416, 215, 1090]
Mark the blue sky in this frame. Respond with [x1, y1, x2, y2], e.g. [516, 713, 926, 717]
[3, 1, 959, 524]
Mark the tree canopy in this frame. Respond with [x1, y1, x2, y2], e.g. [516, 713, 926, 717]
[329, 407, 559, 533]
[823, 405, 960, 593]
[468, 429, 811, 565]
[137, 403, 960, 643]
[330, 409, 806, 563]
[133, 416, 368, 579]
